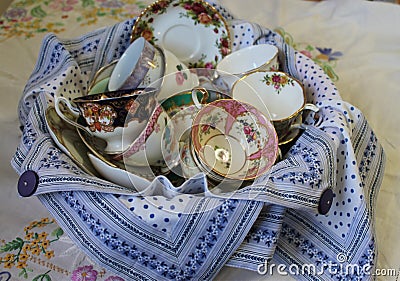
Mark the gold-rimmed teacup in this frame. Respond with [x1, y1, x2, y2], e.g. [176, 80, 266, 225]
[191, 98, 279, 182]
[231, 71, 319, 141]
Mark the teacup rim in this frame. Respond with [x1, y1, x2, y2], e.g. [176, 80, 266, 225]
[87, 59, 118, 93]
[216, 44, 279, 77]
[159, 88, 232, 113]
[73, 87, 157, 103]
[231, 70, 306, 123]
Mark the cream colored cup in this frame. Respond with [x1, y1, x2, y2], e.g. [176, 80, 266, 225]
[155, 48, 199, 101]
[231, 71, 319, 141]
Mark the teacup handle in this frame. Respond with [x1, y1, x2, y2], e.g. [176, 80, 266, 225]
[191, 87, 209, 109]
[303, 103, 323, 127]
[288, 103, 321, 132]
[303, 103, 319, 113]
[198, 74, 232, 94]
[54, 97, 87, 131]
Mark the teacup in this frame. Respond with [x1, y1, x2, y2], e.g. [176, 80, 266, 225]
[54, 88, 158, 154]
[108, 37, 157, 91]
[191, 99, 278, 181]
[178, 134, 202, 179]
[160, 87, 232, 144]
[212, 44, 279, 91]
[88, 46, 165, 96]
[231, 71, 319, 141]
[155, 48, 199, 101]
[112, 105, 176, 167]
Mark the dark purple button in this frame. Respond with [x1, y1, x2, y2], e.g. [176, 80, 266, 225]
[318, 188, 334, 215]
[18, 170, 39, 197]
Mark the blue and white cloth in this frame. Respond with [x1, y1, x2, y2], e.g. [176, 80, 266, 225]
[11, 3, 385, 280]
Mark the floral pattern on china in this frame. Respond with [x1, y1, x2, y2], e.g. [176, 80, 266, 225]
[131, 0, 231, 69]
[191, 99, 278, 181]
[261, 72, 295, 94]
[82, 104, 117, 133]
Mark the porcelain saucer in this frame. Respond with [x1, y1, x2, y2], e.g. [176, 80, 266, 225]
[76, 124, 160, 181]
[87, 153, 151, 191]
[44, 107, 98, 176]
[131, 0, 231, 69]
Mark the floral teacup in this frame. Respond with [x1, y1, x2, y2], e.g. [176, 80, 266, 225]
[160, 87, 232, 175]
[154, 48, 199, 101]
[191, 99, 279, 181]
[231, 71, 319, 141]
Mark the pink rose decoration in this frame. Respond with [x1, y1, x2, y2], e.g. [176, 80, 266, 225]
[204, 62, 214, 69]
[175, 72, 185, 86]
[198, 13, 212, 24]
[243, 126, 252, 135]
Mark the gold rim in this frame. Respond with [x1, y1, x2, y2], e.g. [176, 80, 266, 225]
[87, 60, 118, 93]
[218, 44, 279, 78]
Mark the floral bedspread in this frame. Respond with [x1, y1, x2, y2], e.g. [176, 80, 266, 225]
[0, 0, 149, 39]
[1, 217, 125, 281]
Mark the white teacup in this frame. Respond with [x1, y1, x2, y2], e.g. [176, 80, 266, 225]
[212, 44, 279, 91]
[231, 71, 319, 141]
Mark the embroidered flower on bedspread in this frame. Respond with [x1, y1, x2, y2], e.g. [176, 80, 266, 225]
[0, 218, 63, 280]
[275, 27, 342, 81]
[0, 0, 150, 39]
[71, 265, 98, 281]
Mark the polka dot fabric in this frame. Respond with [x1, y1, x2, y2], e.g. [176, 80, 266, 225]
[118, 175, 210, 233]
[119, 195, 190, 233]
[293, 52, 367, 239]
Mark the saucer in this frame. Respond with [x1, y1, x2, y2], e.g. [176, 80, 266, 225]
[131, 0, 231, 68]
[76, 125, 159, 181]
[87, 153, 151, 191]
[44, 107, 98, 176]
